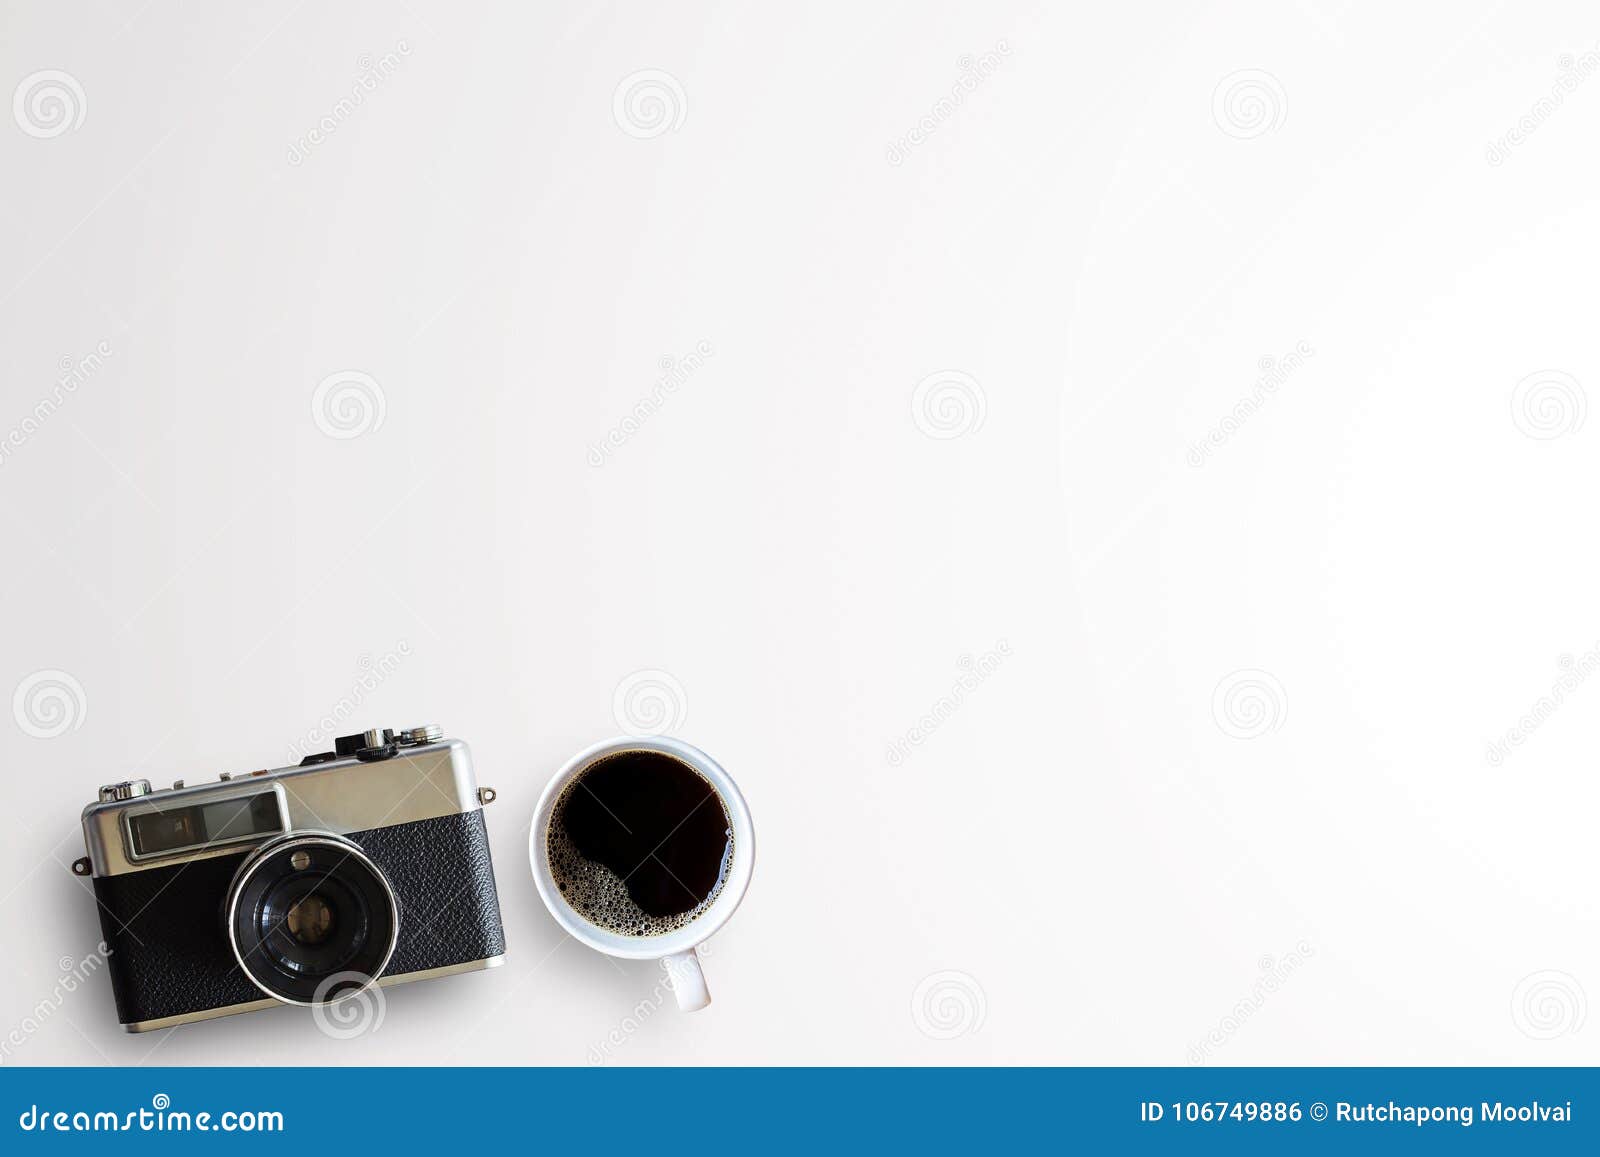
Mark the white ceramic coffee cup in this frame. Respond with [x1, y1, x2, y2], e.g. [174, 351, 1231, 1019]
[529, 735, 754, 1011]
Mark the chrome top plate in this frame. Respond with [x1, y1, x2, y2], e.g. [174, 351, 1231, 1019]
[81, 738, 481, 877]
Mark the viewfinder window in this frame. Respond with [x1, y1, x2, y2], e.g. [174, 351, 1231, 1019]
[128, 792, 284, 858]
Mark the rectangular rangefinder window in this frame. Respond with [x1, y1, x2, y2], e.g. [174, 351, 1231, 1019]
[201, 795, 278, 842]
[128, 791, 283, 857]
[127, 809, 198, 856]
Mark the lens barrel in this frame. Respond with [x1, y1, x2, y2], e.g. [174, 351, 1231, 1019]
[226, 832, 399, 1005]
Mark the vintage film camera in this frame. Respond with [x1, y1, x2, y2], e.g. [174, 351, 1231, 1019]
[74, 726, 506, 1032]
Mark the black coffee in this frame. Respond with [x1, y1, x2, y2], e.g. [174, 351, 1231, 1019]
[548, 750, 733, 936]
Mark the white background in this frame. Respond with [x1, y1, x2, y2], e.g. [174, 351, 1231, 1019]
[1, 2, 1596, 1066]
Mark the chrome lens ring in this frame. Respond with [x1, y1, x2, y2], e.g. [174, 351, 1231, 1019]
[225, 831, 399, 1006]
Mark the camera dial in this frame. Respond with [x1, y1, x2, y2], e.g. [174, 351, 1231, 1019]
[298, 724, 442, 767]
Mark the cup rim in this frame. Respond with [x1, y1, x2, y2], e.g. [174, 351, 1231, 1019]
[528, 735, 754, 960]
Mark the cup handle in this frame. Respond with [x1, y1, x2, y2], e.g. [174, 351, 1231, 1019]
[663, 948, 710, 1011]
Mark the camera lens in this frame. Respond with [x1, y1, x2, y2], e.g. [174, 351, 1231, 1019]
[226, 833, 399, 1005]
[286, 894, 334, 945]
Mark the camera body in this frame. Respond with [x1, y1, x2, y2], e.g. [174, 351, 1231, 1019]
[77, 726, 507, 1032]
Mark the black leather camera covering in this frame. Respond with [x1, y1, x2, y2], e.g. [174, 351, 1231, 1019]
[91, 809, 507, 1026]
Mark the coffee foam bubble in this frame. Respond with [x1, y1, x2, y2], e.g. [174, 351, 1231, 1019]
[547, 781, 734, 937]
